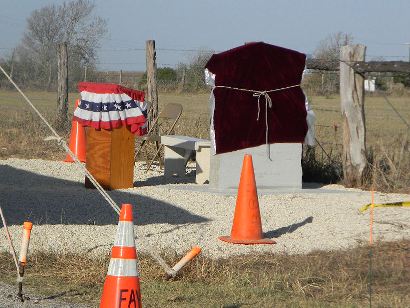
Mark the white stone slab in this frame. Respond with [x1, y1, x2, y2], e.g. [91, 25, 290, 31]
[209, 143, 302, 190]
[161, 135, 211, 184]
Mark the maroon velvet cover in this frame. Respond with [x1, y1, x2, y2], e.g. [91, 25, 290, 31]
[205, 42, 307, 154]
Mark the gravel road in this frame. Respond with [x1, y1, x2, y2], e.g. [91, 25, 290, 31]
[1, 158, 409, 306]
[1, 158, 409, 260]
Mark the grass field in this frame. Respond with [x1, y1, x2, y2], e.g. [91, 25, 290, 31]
[1, 89, 408, 191]
[0, 240, 409, 307]
[0, 90, 408, 153]
[0, 90, 409, 306]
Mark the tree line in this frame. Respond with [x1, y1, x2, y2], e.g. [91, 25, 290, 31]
[0, 0, 106, 90]
[1, 0, 407, 96]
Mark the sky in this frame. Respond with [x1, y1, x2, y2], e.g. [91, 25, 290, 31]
[0, 0, 409, 71]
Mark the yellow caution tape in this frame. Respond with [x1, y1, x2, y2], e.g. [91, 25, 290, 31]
[359, 201, 410, 213]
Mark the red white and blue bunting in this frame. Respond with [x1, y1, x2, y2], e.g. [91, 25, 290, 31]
[73, 82, 147, 135]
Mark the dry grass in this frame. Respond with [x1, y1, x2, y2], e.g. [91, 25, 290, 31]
[0, 240, 409, 307]
[364, 138, 410, 193]
[0, 111, 66, 160]
[0, 90, 409, 192]
[0, 90, 409, 306]
[0, 90, 78, 160]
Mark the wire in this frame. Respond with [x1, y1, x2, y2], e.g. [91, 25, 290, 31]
[0, 63, 177, 275]
[0, 64, 121, 215]
[382, 95, 410, 129]
[314, 108, 340, 113]
[98, 48, 145, 52]
[367, 55, 408, 58]
[157, 48, 218, 53]
[0, 206, 20, 276]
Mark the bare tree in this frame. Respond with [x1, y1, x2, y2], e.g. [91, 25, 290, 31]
[314, 32, 354, 61]
[312, 32, 354, 95]
[175, 49, 214, 92]
[17, 0, 107, 90]
[57, 43, 69, 130]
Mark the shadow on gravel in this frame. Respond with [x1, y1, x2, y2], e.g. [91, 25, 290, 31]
[302, 182, 324, 189]
[133, 172, 196, 187]
[0, 166, 209, 226]
[265, 216, 314, 238]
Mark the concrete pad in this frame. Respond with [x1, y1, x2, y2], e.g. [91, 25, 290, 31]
[210, 143, 302, 190]
[167, 183, 365, 196]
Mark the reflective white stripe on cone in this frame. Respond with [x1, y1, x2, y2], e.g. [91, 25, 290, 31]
[108, 258, 140, 277]
[114, 221, 136, 247]
[100, 204, 142, 308]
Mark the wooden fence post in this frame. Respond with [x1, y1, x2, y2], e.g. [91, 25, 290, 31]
[119, 70, 123, 84]
[146, 40, 158, 132]
[178, 68, 186, 93]
[340, 44, 367, 186]
[9, 49, 15, 79]
[57, 42, 68, 130]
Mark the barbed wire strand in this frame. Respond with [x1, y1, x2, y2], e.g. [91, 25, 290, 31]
[381, 95, 410, 129]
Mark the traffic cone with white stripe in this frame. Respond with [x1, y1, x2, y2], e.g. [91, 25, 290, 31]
[100, 204, 142, 308]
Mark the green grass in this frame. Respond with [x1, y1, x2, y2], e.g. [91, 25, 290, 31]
[0, 240, 409, 307]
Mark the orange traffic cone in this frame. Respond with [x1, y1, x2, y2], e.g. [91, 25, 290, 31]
[100, 204, 142, 308]
[219, 154, 276, 245]
[64, 99, 86, 162]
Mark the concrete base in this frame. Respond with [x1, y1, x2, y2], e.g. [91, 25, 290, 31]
[161, 135, 211, 184]
[195, 145, 211, 184]
[210, 143, 302, 190]
[166, 184, 362, 196]
[163, 145, 192, 178]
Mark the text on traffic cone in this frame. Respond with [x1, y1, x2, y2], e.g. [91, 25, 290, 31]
[100, 204, 142, 308]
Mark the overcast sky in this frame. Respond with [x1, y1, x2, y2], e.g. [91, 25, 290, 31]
[0, 0, 409, 71]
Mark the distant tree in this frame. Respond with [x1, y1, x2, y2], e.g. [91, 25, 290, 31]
[311, 32, 354, 95]
[157, 67, 178, 83]
[138, 50, 214, 93]
[393, 74, 410, 88]
[176, 50, 213, 92]
[313, 32, 354, 62]
[139, 67, 178, 91]
[0, 54, 9, 84]
[16, 0, 107, 90]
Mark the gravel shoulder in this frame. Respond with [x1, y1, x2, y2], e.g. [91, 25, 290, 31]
[0, 282, 89, 308]
[1, 158, 409, 260]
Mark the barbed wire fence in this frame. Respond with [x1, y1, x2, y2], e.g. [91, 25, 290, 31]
[1, 44, 409, 186]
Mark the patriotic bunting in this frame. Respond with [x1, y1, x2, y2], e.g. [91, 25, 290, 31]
[73, 82, 147, 135]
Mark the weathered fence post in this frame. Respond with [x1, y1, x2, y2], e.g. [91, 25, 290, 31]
[146, 40, 158, 132]
[57, 42, 68, 130]
[178, 68, 186, 93]
[9, 49, 15, 79]
[340, 44, 367, 186]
